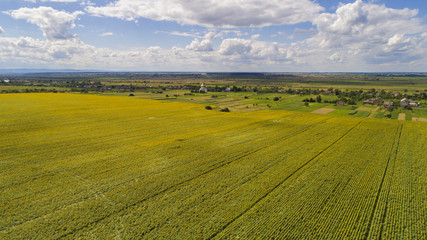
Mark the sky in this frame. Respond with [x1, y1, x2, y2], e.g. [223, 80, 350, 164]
[0, 0, 426, 72]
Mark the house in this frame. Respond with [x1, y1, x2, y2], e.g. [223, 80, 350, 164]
[384, 101, 393, 108]
[199, 84, 208, 93]
[363, 99, 374, 105]
[336, 100, 345, 106]
[372, 97, 383, 105]
[409, 101, 419, 107]
[400, 98, 410, 107]
[363, 98, 382, 105]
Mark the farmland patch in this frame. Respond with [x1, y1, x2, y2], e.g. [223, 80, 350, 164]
[312, 108, 336, 114]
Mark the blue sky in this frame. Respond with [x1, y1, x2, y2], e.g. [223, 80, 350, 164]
[1, 0, 426, 72]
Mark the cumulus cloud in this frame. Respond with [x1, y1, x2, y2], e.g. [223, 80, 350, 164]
[217, 38, 288, 64]
[219, 38, 252, 55]
[6, 7, 83, 41]
[86, 0, 324, 28]
[186, 32, 216, 51]
[301, 0, 427, 67]
[310, 0, 422, 48]
[0, 34, 294, 71]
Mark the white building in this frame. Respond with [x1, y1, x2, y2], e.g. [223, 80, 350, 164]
[409, 101, 419, 107]
[400, 98, 410, 107]
[199, 84, 208, 93]
[400, 98, 419, 107]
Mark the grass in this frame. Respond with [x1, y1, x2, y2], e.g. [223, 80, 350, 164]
[96, 89, 427, 120]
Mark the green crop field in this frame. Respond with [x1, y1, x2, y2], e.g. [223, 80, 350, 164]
[1, 93, 426, 239]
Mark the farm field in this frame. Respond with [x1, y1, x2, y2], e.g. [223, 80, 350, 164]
[1, 93, 426, 239]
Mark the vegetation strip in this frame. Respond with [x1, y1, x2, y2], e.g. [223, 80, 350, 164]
[364, 123, 403, 240]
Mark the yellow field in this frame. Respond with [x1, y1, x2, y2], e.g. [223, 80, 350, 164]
[1, 93, 426, 239]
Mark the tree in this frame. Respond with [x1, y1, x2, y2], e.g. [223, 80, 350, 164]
[273, 97, 280, 101]
[205, 106, 212, 110]
[347, 99, 356, 105]
[316, 95, 322, 103]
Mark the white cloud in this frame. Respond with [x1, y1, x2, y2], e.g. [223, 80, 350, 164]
[81, 1, 95, 6]
[156, 31, 199, 38]
[328, 52, 344, 62]
[0, 34, 293, 71]
[86, 0, 324, 28]
[6, 7, 83, 41]
[310, 0, 423, 48]
[100, 32, 114, 37]
[219, 38, 252, 55]
[217, 38, 288, 64]
[299, 0, 427, 68]
[186, 32, 216, 51]
[2, 0, 427, 72]
[0, 26, 4, 34]
[45, 0, 79, 1]
[1, 32, 426, 72]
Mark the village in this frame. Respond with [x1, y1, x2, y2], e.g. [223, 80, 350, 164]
[1, 73, 426, 121]
[363, 97, 419, 109]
